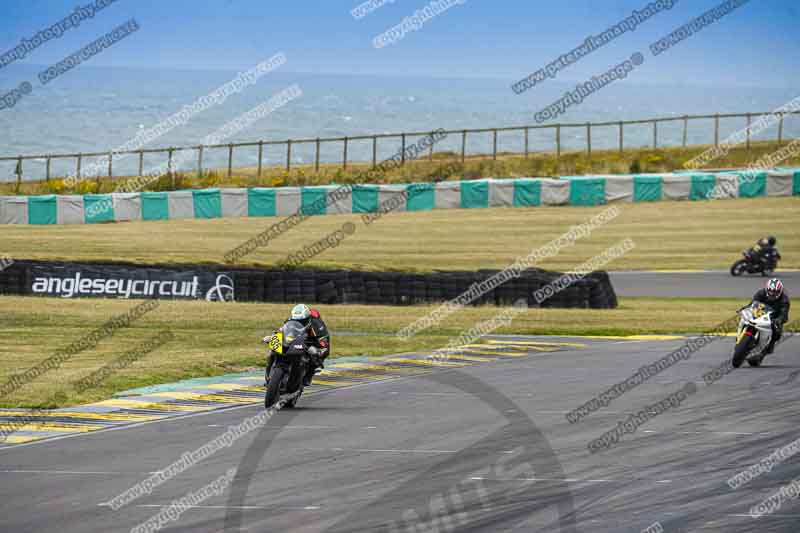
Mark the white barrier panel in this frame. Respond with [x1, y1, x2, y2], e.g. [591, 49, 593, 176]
[540, 179, 570, 205]
[604, 176, 634, 203]
[434, 181, 460, 209]
[221, 188, 248, 218]
[662, 175, 691, 201]
[0, 196, 28, 225]
[57, 195, 85, 225]
[168, 190, 194, 219]
[378, 184, 407, 213]
[113, 193, 141, 222]
[713, 174, 739, 199]
[488, 179, 515, 207]
[275, 187, 301, 216]
[766, 171, 794, 196]
[326, 186, 353, 215]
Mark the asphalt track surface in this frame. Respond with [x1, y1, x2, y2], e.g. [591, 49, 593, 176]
[2, 334, 800, 533]
[609, 270, 800, 298]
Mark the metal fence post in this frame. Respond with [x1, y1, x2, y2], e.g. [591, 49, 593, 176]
[618, 122, 624, 154]
[586, 123, 592, 159]
[652, 121, 658, 149]
[492, 129, 498, 160]
[401, 133, 406, 165]
[778, 113, 784, 144]
[227, 144, 233, 179]
[556, 125, 561, 160]
[138, 150, 144, 177]
[169, 148, 175, 188]
[429, 131, 434, 161]
[198, 145, 204, 178]
[15, 156, 22, 193]
[524, 127, 529, 158]
[256, 141, 262, 177]
[287, 139, 293, 171]
[342, 137, 347, 170]
[746, 113, 752, 153]
[315, 138, 320, 172]
[714, 114, 719, 146]
[108, 152, 113, 179]
[461, 130, 466, 163]
[76, 154, 82, 181]
[682, 115, 688, 148]
[372, 136, 377, 169]
[45, 156, 51, 182]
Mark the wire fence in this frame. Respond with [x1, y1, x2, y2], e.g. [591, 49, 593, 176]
[3, 109, 800, 186]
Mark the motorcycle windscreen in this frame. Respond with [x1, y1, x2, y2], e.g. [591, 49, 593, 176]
[281, 320, 309, 354]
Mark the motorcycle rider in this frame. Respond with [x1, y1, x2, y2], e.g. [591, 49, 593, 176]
[749, 236, 781, 272]
[263, 304, 330, 386]
[751, 278, 790, 356]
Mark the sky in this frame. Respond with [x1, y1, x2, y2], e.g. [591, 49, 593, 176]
[0, 0, 798, 88]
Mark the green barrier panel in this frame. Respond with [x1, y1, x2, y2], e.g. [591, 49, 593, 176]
[460, 180, 489, 209]
[737, 172, 767, 198]
[569, 178, 606, 205]
[28, 195, 57, 225]
[141, 192, 169, 221]
[192, 188, 222, 219]
[248, 188, 276, 217]
[83, 194, 115, 223]
[406, 183, 435, 211]
[512, 179, 541, 207]
[352, 185, 379, 213]
[633, 176, 662, 202]
[794, 171, 800, 196]
[301, 187, 327, 216]
[690, 174, 716, 200]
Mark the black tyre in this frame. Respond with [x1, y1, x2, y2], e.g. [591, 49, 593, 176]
[732, 335, 753, 368]
[265, 365, 285, 408]
[747, 356, 763, 367]
[730, 260, 748, 277]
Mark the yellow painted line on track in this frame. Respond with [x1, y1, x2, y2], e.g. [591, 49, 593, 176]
[458, 348, 534, 357]
[485, 340, 587, 348]
[332, 363, 424, 374]
[577, 334, 684, 341]
[430, 354, 497, 362]
[459, 344, 549, 353]
[310, 379, 360, 387]
[148, 391, 259, 403]
[385, 358, 467, 367]
[1, 435, 45, 444]
[0, 422, 105, 433]
[92, 399, 211, 412]
[0, 410, 161, 422]
[205, 383, 264, 392]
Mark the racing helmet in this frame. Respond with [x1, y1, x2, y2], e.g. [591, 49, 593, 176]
[290, 303, 311, 321]
[767, 236, 777, 246]
[765, 278, 784, 300]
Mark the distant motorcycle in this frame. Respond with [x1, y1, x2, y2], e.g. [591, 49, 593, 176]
[264, 320, 318, 408]
[730, 249, 778, 277]
[731, 302, 774, 368]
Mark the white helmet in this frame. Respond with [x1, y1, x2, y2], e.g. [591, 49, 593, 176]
[290, 303, 311, 321]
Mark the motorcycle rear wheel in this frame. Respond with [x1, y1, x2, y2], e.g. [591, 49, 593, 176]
[265, 365, 285, 408]
[730, 260, 748, 276]
[732, 336, 753, 368]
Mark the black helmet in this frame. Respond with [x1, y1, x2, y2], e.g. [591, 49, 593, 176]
[768, 236, 776, 246]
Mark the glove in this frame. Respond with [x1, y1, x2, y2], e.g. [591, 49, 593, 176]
[307, 345, 320, 357]
[262, 335, 271, 344]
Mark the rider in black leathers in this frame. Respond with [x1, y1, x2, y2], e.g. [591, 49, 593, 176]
[264, 304, 330, 386]
[748, 236, 781, 272]
[752, 278, 791, 355]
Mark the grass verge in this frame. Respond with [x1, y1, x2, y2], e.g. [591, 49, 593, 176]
[0, 295, 759, 409]
[1, 197, 797, 271]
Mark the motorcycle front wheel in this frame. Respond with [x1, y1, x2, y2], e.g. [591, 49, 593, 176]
[732, 335, 753, 368]
[265, 365, 285, 408]
[730, 260, 748, 277]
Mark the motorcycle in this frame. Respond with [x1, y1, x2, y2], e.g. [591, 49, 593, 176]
[731, 302, 774, 368]
[730, 249, 778, 277]
[264, 320, 318, 408]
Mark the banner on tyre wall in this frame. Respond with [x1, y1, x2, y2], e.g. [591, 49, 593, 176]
[26, 263, 234, 301]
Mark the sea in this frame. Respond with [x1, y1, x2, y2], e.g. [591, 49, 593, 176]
[1, 64, 798, 182]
